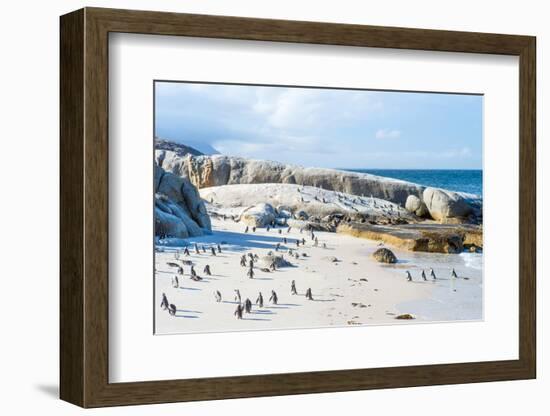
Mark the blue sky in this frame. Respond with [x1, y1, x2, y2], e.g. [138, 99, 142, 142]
[155, 82, 482, 169]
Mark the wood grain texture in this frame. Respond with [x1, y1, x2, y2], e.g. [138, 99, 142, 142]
[59, 8, 84, 407]
[59, 7, 537, 408]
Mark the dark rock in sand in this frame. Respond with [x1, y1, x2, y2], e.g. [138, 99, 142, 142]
[395, 313, 415, 320]
[372, 248, 398, 264]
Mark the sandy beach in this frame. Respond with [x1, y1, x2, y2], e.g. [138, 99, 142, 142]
[155, 217, 482, 335]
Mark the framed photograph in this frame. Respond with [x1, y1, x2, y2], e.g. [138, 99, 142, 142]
[60, 7, 536, 408]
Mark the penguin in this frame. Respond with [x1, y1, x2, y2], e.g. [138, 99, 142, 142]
[430, 268, 437, 280]
[247, 268, 255, 279]
[275, 243, 280, 252]
[160, 293, 169, 310]
[287, 227, 292, 233]
[211, 247, 217, 256]
[234, 289, 241, 303]
[256, 292, 264, 308]
[291, 280, 297, 295]
[203, 265, 211, 276]
[183, 247, 190, 256]
[244, 298, 252, 313]
[234, 304, 244, 319]
[244, 226, 249, 233]
[172, 275, 179, 288]
[266, 226, 270, 232]
[252, 226, 256, 232]
[168, 304, 177, 316]
[296, 240, 300, 248]
[201, 245, 206, 253]
[451, 268, 458, 278]
[421, 270, 427, 281]
[190, 274, 203, 282]
[190, 265, 197, 277]
[269, 290, 278, 305]
[217, 243, 222, 253]
[214, 290, 222, 302]
[406, 271, 413, 282]
[194, 243, 200, 254]
[240, 255, 247, 267]
[302, 238, 306, 245]
[283, 237, 287, 244]
[248, 259, 254, 269]
[305, 288, 314, 300]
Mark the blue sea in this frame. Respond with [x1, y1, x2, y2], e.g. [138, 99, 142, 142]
[345, 169, 483, 197]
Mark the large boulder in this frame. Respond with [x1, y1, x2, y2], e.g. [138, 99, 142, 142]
[422, 187, 473, 222]
[405, 195, 429, 218]
[240, 203, 276, 227]
[154, 165, 211, 238]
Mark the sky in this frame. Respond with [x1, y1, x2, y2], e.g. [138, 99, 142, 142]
[155, 81, 482, 170]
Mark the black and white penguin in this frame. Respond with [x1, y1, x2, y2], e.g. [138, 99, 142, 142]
[160, 293, 169, 310]
[291, 280, 297, 295]
[269, 290, 278, 305]
[256, 292, 264, 308]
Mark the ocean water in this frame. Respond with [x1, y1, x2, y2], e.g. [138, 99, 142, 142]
[379, 248, 483, 322]
[345, 169, 483, 197]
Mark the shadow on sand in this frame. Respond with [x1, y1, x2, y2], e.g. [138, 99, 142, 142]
[189, 230, 303, 252]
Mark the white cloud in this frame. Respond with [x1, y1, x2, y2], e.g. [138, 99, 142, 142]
[375, 128, 401, 139]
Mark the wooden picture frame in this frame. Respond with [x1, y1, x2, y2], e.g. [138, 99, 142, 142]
[60, 7, 536, 408]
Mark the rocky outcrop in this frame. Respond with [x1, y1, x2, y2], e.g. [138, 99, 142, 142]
[201, 183, 413, 224]
[157, 151, 480, 223]
[338, 223, 482, 254]
[154, 164, 211, 238]
[372, 248, 398, 263]
[155, 137, 204, 157]
[157, 152, 426, 205]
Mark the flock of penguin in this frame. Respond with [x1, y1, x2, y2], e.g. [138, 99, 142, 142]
[159, 223, 319, 320]
[158, 220, 465, 321]
[405, 267, 459, 282]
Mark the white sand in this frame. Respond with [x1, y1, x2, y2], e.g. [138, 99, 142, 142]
[154, 217, 480, 335]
